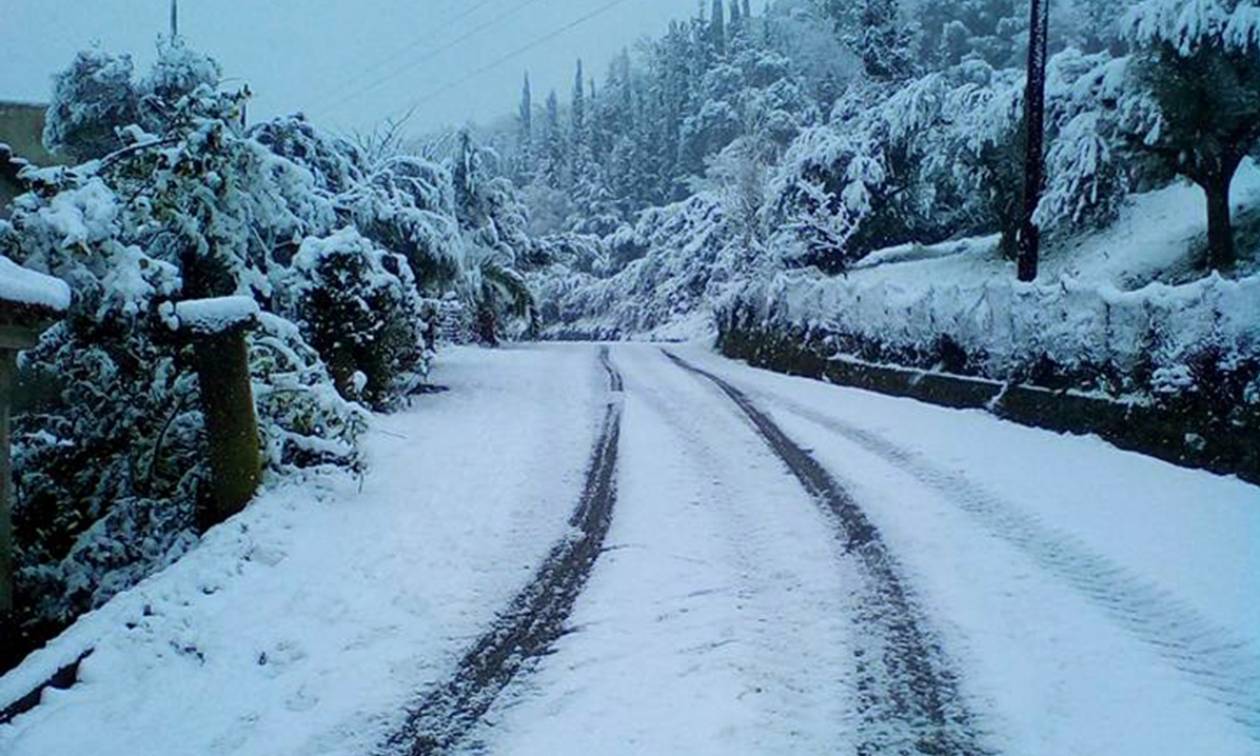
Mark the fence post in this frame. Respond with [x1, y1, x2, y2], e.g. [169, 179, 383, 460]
[0, 274, 68, 617]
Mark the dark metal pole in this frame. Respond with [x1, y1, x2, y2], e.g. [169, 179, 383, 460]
[1018, 0, 1049, 282]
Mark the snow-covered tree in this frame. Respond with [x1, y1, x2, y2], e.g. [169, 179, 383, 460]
[1120, 0, 1260, 268]
[1, 39, 461, 653]
[43, 48, 140, 162]
[509, 73, 534, 186]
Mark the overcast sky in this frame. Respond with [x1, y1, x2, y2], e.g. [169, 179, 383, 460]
[0, 0, 693, 136]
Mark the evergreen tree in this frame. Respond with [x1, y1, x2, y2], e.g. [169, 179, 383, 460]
[858, 0, 917, 81]
[711, 0, 727, 57]
[823, 0, 917, 81]
[453, 129, 481, 229]
[571, 59, 587, 150]
[542, 89, 566, 189]
[516, 72, 533, 183]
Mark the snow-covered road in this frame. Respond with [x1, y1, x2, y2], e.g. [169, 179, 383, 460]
[1, 343, 1257, 755]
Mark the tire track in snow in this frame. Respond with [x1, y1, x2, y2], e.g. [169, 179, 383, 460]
[740, 386, 1260, 741]
[381, 346, 623, 756]
[663, 350, 989, 756]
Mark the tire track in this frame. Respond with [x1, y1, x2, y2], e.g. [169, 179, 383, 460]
[740, 385, 1260, 740]
[380, 347, 623, 756]
[663, 350, 988, 756]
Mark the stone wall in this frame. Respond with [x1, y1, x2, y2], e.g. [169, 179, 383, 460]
[718, 321, 1260, 485]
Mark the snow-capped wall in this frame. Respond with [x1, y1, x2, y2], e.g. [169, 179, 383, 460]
[726, 269, 1260, 400]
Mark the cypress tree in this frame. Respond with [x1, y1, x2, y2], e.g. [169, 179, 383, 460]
[517, 72, 533, 183]
[710, 0, 726, 56]
[571, 59, 586, 148]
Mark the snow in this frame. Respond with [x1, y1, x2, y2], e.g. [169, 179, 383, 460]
[0, 345, 606, 756]
[0, 255, 71, 313]
[671, 344, 1260, 755]
[472, 345, 854, 753]
[730, 160, 1260, 395]
[1, 342, 1257, 754]
[171, 296, 260, 335]
[1126, 0, 1260, 54]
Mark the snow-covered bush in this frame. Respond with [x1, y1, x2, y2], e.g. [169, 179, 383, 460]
[535, 191, 778, 338]
[722, 268, 1260, 407]
[289, 228, 432, 407]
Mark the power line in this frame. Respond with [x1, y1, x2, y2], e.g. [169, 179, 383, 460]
[312, 0, 551, 119]
[384, 0, 637, 126]
[308, 0, 503, 110]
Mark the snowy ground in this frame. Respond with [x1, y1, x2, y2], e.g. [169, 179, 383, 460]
[845, 158, 1260, 290]
[0, 345, 607, 756]
[2, 343, 1257, 755]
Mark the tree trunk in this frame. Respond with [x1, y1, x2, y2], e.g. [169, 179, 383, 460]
[476, 305, 499, 347]
[192, 330, 261, 529]
[1203, 173, 1236, 271]
[1018, 0, 1050, 283]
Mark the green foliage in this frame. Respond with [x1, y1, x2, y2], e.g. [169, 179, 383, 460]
[291, 229, 432, 408]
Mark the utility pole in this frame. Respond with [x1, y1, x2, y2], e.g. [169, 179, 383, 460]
[1018, 0, 1049, 282]
[170, 0, 179, 38]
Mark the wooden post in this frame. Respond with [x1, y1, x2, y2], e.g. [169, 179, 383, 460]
[0, 322, 61, 617]
[0, 349, 15, 614]
[0, 261, 69, 625]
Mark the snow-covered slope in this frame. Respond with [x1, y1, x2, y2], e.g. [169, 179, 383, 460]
[839, 159, 1260, 291]
[538, 160, 1260, 344]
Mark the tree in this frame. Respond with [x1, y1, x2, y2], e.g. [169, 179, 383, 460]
[542, 90, 566, 189]
[1018, 0, 1050, 281]
[1122, 0, 1260, 269]
[711, 0, 728, 57]
[42, 49, 140, 162]
[571, 59, 586, 148]
[517, 72, 533, 183]
[453, 129, 482, 229]
[824, 0, 917, 81]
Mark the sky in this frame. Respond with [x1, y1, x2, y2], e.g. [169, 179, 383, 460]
[0, 0, 694, 136]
